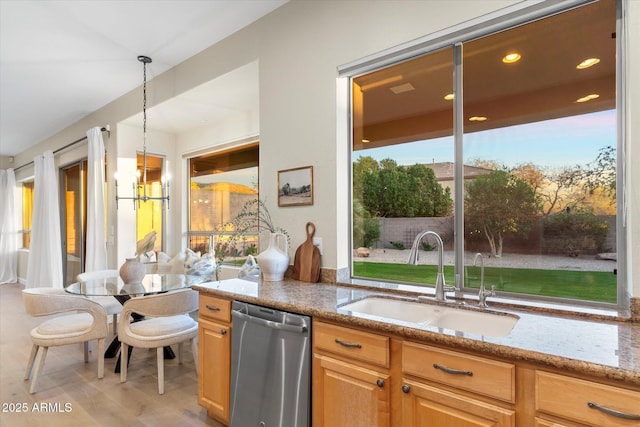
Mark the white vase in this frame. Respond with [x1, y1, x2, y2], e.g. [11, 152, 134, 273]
[256, 233, 289, 281]
[119, 258, 146, 284]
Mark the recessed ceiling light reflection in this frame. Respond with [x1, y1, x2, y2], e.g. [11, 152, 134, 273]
[362, 139, 370, 143]
[469, 116, 487, 121]
[577, 58, 600, 69]
[502, 53, 521, 64]
[444, 93, 454, 101]
[576, 94, 600, 103]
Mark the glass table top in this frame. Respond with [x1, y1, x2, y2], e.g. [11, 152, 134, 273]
[66, 273, 210, 297]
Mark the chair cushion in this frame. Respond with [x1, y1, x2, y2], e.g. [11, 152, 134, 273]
[32, 313, 93, 337]
[129, 315, 197, 339]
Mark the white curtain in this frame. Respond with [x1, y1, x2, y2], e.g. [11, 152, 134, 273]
[25, 151, 63, 288]
[85, 127, 107, 271]
[0, 169, 18, 284]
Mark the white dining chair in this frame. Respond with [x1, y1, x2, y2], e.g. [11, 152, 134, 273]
[118, 289, 198, 394]
[22, 288, 108, 394]
[76, 270, 123, 334]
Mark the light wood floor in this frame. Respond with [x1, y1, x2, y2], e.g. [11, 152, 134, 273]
[0, 282, 224, 427]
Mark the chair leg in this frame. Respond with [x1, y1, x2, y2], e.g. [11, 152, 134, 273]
[97, 339, 105, 379]
[112, 314, 118, 335]
[24, 344, 38, 380]
[177, 342, 183, 364]
[191, 338, 198, 374]
[29, 346, 48, 394]
[157, 347, 165, 395]
[84, 341, 90, 362]
[120, 343, 128, 383]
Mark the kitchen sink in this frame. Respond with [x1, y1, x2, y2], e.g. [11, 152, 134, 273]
[339, 297, 519, 337]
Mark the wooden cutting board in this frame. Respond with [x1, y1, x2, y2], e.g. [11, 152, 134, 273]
[293, 222, 321, 282]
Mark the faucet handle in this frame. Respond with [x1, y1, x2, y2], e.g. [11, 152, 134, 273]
[478, 285, 495, 308]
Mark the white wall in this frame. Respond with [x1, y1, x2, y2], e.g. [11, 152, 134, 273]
[7, 0, 639, 299]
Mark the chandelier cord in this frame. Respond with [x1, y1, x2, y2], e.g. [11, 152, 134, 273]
[115, 55, 169, 210]
[142, 57, 148, 185]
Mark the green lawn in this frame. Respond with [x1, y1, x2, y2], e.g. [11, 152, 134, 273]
[353, 262, 617, 304]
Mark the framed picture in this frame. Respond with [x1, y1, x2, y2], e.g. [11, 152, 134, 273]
[278, 166, 314, 207]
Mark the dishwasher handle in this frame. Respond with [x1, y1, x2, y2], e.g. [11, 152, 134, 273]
[232, 308, 308, 334]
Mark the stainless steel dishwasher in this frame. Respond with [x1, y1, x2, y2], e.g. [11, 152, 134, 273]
[230, 301, 311, 427]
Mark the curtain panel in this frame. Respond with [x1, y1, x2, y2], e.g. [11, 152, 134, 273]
[85, 127, 107, 272]
[0, 169, 18, 284]
[25, 151, 63, 288]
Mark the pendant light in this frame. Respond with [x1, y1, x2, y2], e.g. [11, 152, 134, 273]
[115, 55, 170, 209]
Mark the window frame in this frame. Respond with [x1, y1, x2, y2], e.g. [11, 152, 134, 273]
[186, 139, 260, 264]
[341, 0, 627, 310]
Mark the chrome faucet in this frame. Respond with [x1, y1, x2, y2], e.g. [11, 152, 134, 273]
[474, 253, 495, 308]
[408, 231, 454, 301]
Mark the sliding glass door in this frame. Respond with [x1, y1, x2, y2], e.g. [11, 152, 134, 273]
[60, 160, 87, 286]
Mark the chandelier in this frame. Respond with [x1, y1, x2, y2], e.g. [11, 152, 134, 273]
[115, 55, 170, 209]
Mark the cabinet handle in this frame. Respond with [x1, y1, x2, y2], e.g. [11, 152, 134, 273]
[376, 379, 385, 388]
[401, 384, 411, 394]
[433, 363, 473, 376]
[588, 402, 640, 420]
[334, 338, 362, 349]
[220, 328, 227, 335]
[206, 305, 221, 311]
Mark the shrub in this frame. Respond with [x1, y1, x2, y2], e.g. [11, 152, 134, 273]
[543, 211, 609, 255]
[353, 199, 380, 248]
[391, 241, 405, 250]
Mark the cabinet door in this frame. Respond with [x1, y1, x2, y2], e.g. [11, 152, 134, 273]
[401, 379, 515, 427]
[534, 418, 571, 427]
[313, 354, 390, 427]
[535, 371, 640, 426]
[198, 318, 231, 424]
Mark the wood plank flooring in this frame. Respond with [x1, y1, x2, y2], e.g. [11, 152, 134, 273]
[0, 283, 224, 427]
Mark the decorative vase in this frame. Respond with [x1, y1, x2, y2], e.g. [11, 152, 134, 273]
[256, 233, 289, 281]
[119, 258, 146, 284]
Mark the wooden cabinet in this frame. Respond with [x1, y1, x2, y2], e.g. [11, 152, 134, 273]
[312, 321, 391, 427]
[197, 295, 231, 425]
[535, 370, 640, 426]
[401, 379, 515, 427]
[195, 296, 639, 427]
[403, 341, 515, 403]
[312, 322, 517, 427]
[401, 341, 515, 427]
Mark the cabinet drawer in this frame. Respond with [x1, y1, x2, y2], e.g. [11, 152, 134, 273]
[536, 371, 640, 426]
[314, 321, 389, 368]
[199, 294, 231, 323]
[402, 341, 515, 403]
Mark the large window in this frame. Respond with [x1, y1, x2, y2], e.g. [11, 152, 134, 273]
[136, 153, 165, 252]
[350, 0, 621, 307]
[22, 180, 34, 248]
[188, 143, 259, 264]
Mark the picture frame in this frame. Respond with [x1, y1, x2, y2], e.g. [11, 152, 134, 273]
[278, 166, 314, 207]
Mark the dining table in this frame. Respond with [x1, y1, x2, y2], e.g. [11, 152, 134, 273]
[66, 273, 211, 372]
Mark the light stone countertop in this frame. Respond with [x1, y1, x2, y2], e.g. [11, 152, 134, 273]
[193, 277, 640, 386]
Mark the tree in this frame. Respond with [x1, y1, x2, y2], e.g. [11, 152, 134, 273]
[539, 166, 586, 215]
[465, 170, 539, 257]
[405, 164, 453, 217]
[353, 155, 379, 201]
[582, 145, 616, 201]
[352, 157, 453, 218]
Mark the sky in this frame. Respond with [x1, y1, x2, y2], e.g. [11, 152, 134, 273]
[354, 110, 616, 170]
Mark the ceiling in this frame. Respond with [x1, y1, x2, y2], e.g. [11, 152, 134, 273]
[0, 0, 287, 157]
[353, 0, 616, 150]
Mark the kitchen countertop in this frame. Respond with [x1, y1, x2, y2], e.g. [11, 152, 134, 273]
[193, 277, 640, 386]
